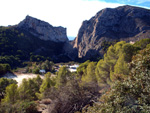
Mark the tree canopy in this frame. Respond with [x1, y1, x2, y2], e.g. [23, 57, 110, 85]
[96, 41, 137, 86]
[85, 43, 150, 113]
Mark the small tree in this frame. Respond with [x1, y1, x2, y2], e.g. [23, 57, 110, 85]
[2, 84, 18, 104]
[0, 78, 17, 101]
[34, 74, 42, 88]
[32, 67, 40, 74]
[56, 66, 71, 88]
[40, 73, 52, 93]
[37, 72, 55, 99]
[77, 60, 90, 76]
[81, 62, 97, 83]
[18, 79, 31, 101]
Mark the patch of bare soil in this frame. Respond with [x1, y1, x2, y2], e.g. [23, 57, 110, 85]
[3, 72, 44, 86]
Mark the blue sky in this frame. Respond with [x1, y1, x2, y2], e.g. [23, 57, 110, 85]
[0, 0, 150, 40]
[105, 0, 150, 7]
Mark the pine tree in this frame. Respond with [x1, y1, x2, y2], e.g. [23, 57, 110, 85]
[82, 62, 97, 83]
[40, 73, 52, 93]
[95, 41, 135, 86]
[18, 79, 31, 101]
[2, 84, 18, 104]
[56, 66, 71, 88]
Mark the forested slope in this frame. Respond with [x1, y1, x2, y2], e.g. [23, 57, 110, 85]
[1, 39, 150, 112]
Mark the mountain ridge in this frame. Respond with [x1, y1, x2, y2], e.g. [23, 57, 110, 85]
[1, 5, 150, 63]
[0, 16, 77, 64]
[17, 15, 68, 42]
[73, 5, 150, 60]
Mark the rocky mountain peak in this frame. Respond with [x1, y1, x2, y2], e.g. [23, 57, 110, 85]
[73, 5, 150, 60]
[18, 15, 68, 42]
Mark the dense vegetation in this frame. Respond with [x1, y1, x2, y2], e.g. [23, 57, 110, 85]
[85, 40, 150, 113]
[1, 38, 150, 112]
[24, 60, 54, 74]
[0, 26, 68, 71]
[0, 64, 11, 76]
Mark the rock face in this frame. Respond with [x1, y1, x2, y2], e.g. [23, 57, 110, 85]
[18, 15, 68, 42]
[16, 15, 78, 61]
[73, 5, 150, 60]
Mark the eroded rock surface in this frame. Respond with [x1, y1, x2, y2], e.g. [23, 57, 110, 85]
[73, 5, 150, 60]
[18, 15, 68, 42]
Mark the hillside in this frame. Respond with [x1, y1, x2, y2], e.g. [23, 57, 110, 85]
[1, 38, 150, 113]
[73, 5, 150, 60]
[1, 5, 150, 64]
[1, 5, 150, 113]
[0, 16, 78, 68]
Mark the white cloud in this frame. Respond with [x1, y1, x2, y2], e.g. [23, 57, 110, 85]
[0, 0, 123, 37]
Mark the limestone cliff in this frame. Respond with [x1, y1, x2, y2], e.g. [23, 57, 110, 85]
[73, 5, 150, 60]
[16, 16, 78, 61]
[18, 15, 68, 42]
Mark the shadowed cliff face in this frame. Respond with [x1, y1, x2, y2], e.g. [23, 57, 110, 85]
[73, 5, 150, 60]
[18, 15, 68, 42]
[16, 16, 78, 61]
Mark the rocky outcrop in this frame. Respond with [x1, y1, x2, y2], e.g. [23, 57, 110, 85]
[18, 15, 68, 42]
[16, 15, 78, 61]
[73, 5, 150, 60]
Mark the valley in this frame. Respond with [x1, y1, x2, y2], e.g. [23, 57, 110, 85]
[0, 5, 150, 113]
